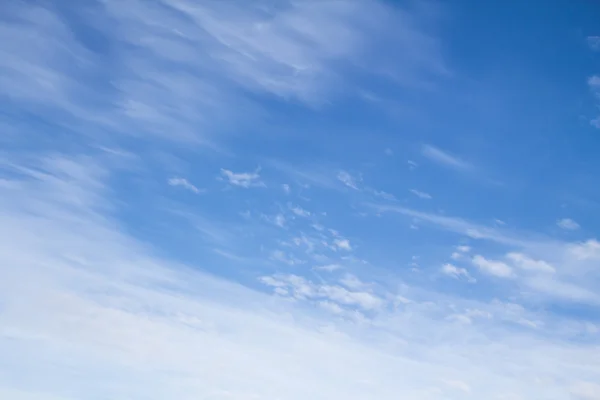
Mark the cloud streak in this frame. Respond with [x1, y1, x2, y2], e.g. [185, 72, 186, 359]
[168, 177, 203, 194]
[422, 144, 472, 171]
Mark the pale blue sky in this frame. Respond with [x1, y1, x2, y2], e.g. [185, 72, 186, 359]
[2, 1, 600, 399]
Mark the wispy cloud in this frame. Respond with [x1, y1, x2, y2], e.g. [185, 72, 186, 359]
[314, 264, 342, 272]
[4, 2, 600, 399]
[441, 263, 476, 283]
[472, 255, 514, 278]
[422, 144, 471, 170]
[588, 36, 600, 51]
[168, 177, 203, 194]
[261, 274, 382, 311]
[409, 189, 432, 200]
[337, 170, 360, 190]
[2, 156, 600, 398]
[290, 205, 311, 218]
[0, 0, 449, 147]
[506, 252, 555, 273]
[371, 203, 532, 247]
[264, 213, 286, 228]
[334, 238, 353, 251]
[588, 75, 600, 128]
[220, 168, 264, 188]
[557, 218, 580, 231]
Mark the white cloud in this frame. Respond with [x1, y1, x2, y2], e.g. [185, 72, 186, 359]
[0, 0, 451, 148]
[422, 144, 471, 170]
[441, 263, 475, 283]
[472, 255, 514, 278]
[457, 245, 471, 253]
[319, 284, 382, 311]
[589, 76, 600, 128]
[589, 75, 600, 92]
[339, 274, 368, 290]
[4, 2, 600, 398]
[290, 205, 311, 218]
[557, 218, 580, 230]
[372, 204, 530, 247]
[407, 160, 418, 170]
[441, 379, 471, 393]
[506, 252, 555, 273]
[569, 239, 600, 260]
[526, 277, 600, 305]
[261, 274, 382, 311]
[368, 188, 397, 201]
[270, 250, 301, 265]
[220, 168, 264, 188]
[337, 170, 359, 190]
[588, 36, 600, 51]
[314, 264, 342, 272]
[282, 184, 291, 194]
[334, 238, 352, 251]
[168, 177, 203, 194]
[318, 300, 345, 315]
[571, 381, 600, 400]
[2, 154, 600, 399]
[409, 189, 432, 200]
[274, 214, 286, 228]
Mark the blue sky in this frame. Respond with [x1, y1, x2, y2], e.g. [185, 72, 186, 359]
[2, 0, 600, 398]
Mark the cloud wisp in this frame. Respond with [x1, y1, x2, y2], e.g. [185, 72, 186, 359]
[422, 144, 472, 171]
[168, 177, 204, 194]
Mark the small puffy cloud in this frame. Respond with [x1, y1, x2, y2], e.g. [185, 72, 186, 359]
[168, 177, 203, 194]
[274, 214, 286, 228]
[557, 218, 580, 230]
[409, 189, 432, 200]
[290, 205, 311, 218]
[441, 263, 475, 283]
[588, 36, 600, 51]
[337, 170, 359, 190]
[262, 213, 286, 228]
[220, 168, 264, 188]
[472, 255, 514, 278]
[282, 184, 291, 194]
[334, 238, 352, 251]
[506, 252, 555, 273]
[457, 245, 471, 253]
